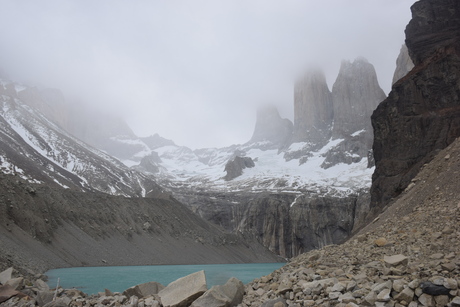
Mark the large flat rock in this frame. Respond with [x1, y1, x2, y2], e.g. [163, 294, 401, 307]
[158, 270, 207, 307]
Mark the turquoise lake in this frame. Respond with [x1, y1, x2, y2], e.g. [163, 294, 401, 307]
[46, 263, 285, 295]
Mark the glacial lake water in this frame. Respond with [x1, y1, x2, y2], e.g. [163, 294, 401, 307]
[46, 263, 285, 295]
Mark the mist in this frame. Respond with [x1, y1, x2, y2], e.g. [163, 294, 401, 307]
[0, 0, 414, 149]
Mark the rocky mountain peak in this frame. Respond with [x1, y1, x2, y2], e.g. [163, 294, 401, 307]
[392, 44, 414, 85]
[292, 69, 333, 145]
[248, 105, 293, 149]
[331, 57, 386, 142]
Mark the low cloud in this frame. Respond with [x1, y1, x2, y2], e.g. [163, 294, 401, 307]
[0, 0, 414, 148]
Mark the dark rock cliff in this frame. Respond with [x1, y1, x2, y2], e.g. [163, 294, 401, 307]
[371, 0, 460, 211]
[405, 0, 460, 66]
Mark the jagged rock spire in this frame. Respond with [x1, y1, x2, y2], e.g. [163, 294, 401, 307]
[392, 44, 414, 85]
[292, 69, 333, 144]
[331, 57, 386, 145]
[248, 105, 293, 149]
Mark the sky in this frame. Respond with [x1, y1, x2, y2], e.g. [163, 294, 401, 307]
[0, 0, 414, 149]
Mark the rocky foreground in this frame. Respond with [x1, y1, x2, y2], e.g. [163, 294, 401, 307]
[241, 138, 460, 306]
[1, 137, 460, 307]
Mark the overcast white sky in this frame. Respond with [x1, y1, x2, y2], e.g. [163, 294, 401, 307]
[0, 0, 414, 149]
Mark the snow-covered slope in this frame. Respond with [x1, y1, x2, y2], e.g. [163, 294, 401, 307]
[0, 80, 161, 197]
[121, 136, 373, 198]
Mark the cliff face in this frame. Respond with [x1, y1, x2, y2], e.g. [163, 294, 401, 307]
[176, 190, 370, 259]
[233, 192, 370, 258]
[292, 70, 333, 145]
[371, 0, 460, 211]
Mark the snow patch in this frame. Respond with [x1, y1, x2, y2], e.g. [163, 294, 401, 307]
[351, 129, 365, 137]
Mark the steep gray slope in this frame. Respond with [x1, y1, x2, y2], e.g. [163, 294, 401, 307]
[0, 80, 160, 197]
[0, 173, 282, 274]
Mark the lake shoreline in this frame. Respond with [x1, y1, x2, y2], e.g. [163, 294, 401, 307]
[45, 263, 286, 295]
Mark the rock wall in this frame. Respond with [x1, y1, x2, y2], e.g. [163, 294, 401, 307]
[371, 0, 460, 211]
[177, 190, 370, 259]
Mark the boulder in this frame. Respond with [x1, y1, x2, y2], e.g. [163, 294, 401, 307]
[158, 270, 207, 307]
[34, 279, 50, 291]
[420, 281, 451, 296]
[123, 281, 165, 298]
[261, 297, 287, 307]
[191, 277, 244, 307]
[383, 254, 408, 267]
[5, 277, 24, 290]
[0, 268, 13, 285]
[395, 287, 414, 303]
[36, 290, 55, 307]
[0, 284, 19, 304]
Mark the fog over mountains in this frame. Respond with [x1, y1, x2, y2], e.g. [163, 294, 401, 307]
[1, 50, 408, 258]
[0, 1, 414, 149]
[4, 1, 460, 306]
[1, 55, 391, 198]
